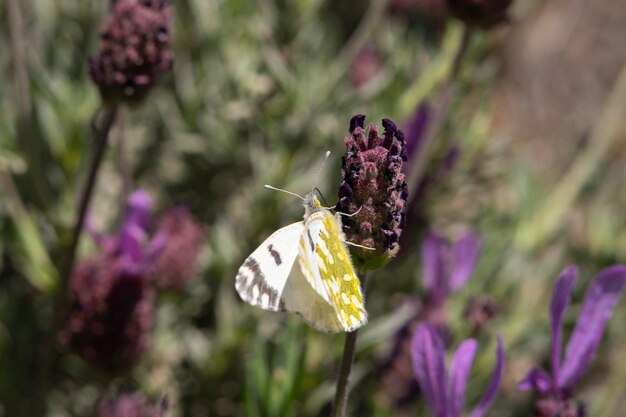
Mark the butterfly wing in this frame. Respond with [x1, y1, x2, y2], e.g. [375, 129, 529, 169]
[235, 222, 304, 311]
[296, 211, 368, 332]
[280, 264, 345, 333]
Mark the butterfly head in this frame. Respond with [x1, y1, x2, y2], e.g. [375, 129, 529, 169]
[303, 192, 325, 219]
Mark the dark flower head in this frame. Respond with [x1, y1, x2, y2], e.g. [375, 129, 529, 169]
[59, 254, 154, 371]
[97, 391, 168, 417]
[89, 0, 173, 105]
[149, 206, 204, 291]
[336, 115, 409, 270]
[518, 265, 626, 415]
[448, 0, 513, 28]
[411, 324, 505, 417]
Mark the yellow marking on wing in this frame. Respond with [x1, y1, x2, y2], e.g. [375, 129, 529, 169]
[299, 238, 319, 290]
[316, 214, 366, 330]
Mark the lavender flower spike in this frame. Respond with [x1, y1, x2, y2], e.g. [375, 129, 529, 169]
[518, 265, 626, 417]
[337, 115, 409, 270]
[411, 324, 505, 417]
[422, 230, 482, 308]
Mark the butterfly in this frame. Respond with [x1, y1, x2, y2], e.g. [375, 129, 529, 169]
[235, 158, 368, 333]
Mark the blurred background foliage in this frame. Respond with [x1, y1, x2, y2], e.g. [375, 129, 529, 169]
[1, 0, 626, 416]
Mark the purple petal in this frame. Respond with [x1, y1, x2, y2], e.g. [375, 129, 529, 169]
[449, 231, 482, 292]
[119, 223, 149, 263]
[550, 266, 577, 387]
[517, 368, 551, 394]
[448, 339, 478, 417]
[421, 232, 447, 303]
[411, 324, 448, 417]
[558, 265, 626, 391]
[468, 336, 505, 417]
[404, 104, 431, 165]
[125, 190, 153, 232]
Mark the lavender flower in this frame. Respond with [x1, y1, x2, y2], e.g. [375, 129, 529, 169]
[411, 324, 505, 417]
[377, 231, 481, 408]
[91, 190, 203, 291]
[89, 0, 173, 105]
[60, 192, 157, 370]
[97, 391, 168, 417]
[422, 230, 482, 313]
[518, 265, 626, 417]
[149, 206, 204, 291]
[350, 46, 383, 89]
[447, 0, 513, 28]
[336, 115, 409, 270]
[60, 190, 202, 369]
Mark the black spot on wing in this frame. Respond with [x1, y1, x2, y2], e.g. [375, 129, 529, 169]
[307, 229, 315, 250]
[267, 244, 282, 265]
[242, 257, 279, 307]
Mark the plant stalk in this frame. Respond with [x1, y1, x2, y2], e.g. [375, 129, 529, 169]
[57, 105, 119, 317]
[331, 272, 370, 417]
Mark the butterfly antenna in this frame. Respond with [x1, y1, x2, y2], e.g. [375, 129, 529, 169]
[312, 151, 331, 193]
[264, 184, 306, 201]
[314, 187, 330, 207]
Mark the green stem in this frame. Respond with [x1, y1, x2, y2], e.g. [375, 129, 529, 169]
[57, 106, 119, 312]
[331, 330, 359, 417]
[331, 272, 370, 417]
[34, 105, 118, 417]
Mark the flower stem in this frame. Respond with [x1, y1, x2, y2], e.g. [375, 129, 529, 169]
[331, 330, 359, 417]
[34, 105, 118, 417]
[331, 272, 370, 417]
[57, 105, 119, 317]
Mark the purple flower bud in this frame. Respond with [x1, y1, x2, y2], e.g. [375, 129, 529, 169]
[448, 0, 513, 29]
[149, 207, 204, 291]
[97, 391, 168, 417]
[89, 0, 173, 105]
[336, 115, 409, 270]
[59, 255, 154, 371]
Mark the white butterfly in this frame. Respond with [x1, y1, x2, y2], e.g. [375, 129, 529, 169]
[235, 159, 367, 333]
